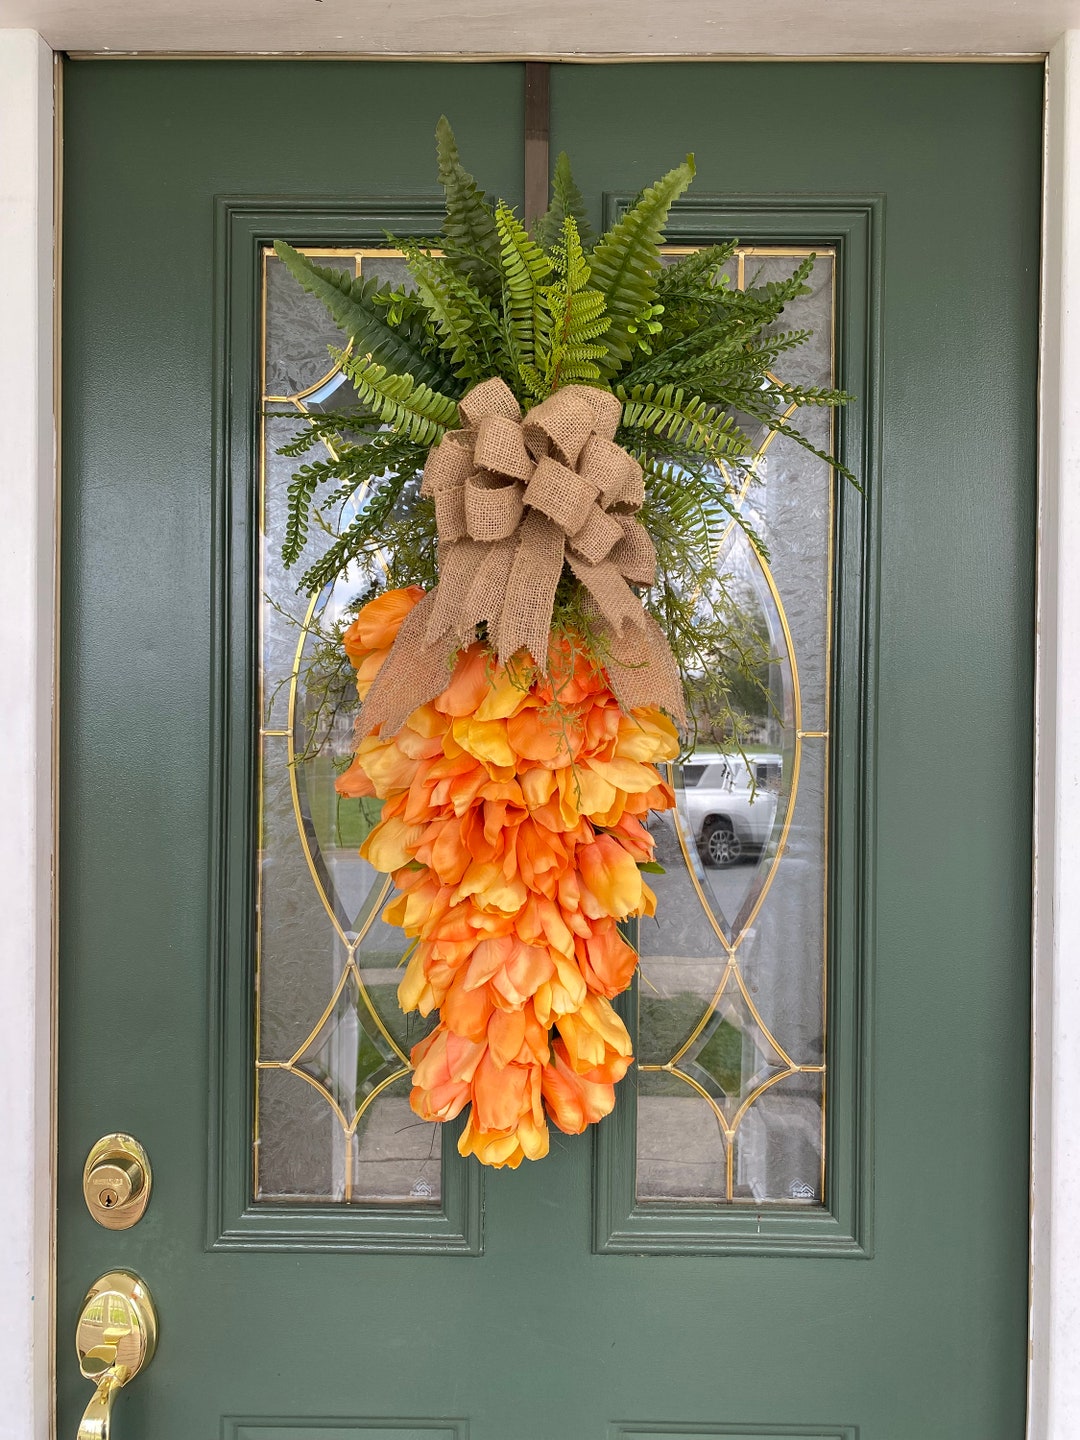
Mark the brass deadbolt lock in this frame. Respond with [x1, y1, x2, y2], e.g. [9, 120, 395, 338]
[83, 1134, 151, 1229]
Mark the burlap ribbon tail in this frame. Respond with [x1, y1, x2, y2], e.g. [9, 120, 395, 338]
[359, 377, 687, 734]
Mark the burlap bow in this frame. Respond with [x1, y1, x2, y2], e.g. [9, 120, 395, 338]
[359, 378, 687, 735]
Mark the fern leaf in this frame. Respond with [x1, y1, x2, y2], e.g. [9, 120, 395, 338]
[742, 254, 816, 309]
[532, 217, 611, 392]
[743, 414, 859, 488]
[589, 156, 696, 379]
[334, 347, 459, 446]
[769, 381, 856, 408]
[282, 464, 325, 568]
[278, 426, 428, 571]
[617, 381, 743, 460]
[533, 152, 594, 250]
[436, 116, 503, 296]
[396, 240, 509, 383]
[495, 202, 551, 374]
[656, 241, 738, 295]
[272, 241, 455, 392]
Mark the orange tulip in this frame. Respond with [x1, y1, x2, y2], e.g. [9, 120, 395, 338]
[555, 993, 634, 1083]
[457, 1057, 549, 1168]
[360, 813, 423, 872]
[436, 644, 493, 717]
[334, 755, 378, 800]
[409, 1026, 484, 1123]
[614, 709, 681, 763]
[350, 733, 420, 796]
[575, 919, 639, 998]
[460, 935, 555, 1009]
[343, 585, 425, 662]
[541, 1039, 617, 1133]
[457, 1106, 549, 1168]
[507, 706, 582, 766]
[441, 977, 495, 1042]
[577, 834, 645, 920]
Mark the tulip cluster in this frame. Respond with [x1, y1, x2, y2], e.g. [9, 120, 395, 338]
[336, 587, 678, 1168]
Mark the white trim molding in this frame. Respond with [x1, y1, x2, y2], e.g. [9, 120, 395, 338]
[0, 0, 1073, 58]
[1031, 31, 1080, 1440]
[0, 29, 56, 1440]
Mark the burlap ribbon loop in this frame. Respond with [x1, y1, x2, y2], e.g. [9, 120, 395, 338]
[360, 378, 687, 734]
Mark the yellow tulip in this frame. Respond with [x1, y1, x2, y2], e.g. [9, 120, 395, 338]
[577, 834, 644, 919]
[474, 667, 531, 720]
[360, 814, 423, 871]
[615, 709, 680, 762]
[451, 716, 517, 770]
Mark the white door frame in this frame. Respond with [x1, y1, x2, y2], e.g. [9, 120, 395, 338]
[2, 29, 1075, 1440]
[0, 29, 57, 1440]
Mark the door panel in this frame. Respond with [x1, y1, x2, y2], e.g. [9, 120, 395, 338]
[59, 59, 1040, 1440]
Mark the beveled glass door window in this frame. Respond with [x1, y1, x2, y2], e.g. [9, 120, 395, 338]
[257, 248, 438, 1204]
[636, 248, 834, 1206]
[256, 241, 835, 1212]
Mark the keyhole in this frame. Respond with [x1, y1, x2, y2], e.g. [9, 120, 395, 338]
[99, 1189, 118, 1209]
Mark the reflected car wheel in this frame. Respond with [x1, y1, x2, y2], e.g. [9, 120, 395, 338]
[702, 820, 742, 868]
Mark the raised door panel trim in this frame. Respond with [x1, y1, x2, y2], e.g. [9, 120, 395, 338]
[225, 1422, 468, 1440]
[611, 1427, 856, 1439]
[208, 198, 482, 1253]
[593, 196, 882, 1258]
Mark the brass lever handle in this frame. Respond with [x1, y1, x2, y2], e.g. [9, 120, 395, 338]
[75, 1272, 157, 1440]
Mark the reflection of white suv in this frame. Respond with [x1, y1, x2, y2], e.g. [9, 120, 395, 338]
[681, 753, 782, 868]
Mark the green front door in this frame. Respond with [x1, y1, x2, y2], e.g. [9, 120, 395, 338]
[59, 60, 1041, 1440]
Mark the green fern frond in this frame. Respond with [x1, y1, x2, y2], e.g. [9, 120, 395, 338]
[617, 381, 744, 460]
[533, 152, 594, 250]
[300, 492, 438, 597]
[588, 156, 696, 379]
[271, 410, 382, 457]
[282, 463, 327, 568]
[739, 329, 815, 366]
[620, 320, 759, 389]
[333, 347, 459, 445]
[641, 461, 730, 563]
[741, 412, 859, 487]
[768, 381, 856, 408]
[533, 216, 610, 393]
[279, 427, 427, 570]
[495, 202, 551, 375]
[741, 254, 816, 309]
[435, 116, 503, 296]
[656, 241, 738, 295]
[272, 241, 455, 392]
[395, 240, 509, 384]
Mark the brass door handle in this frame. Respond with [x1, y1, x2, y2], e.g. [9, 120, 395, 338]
[75, 1272, 157, 1439]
